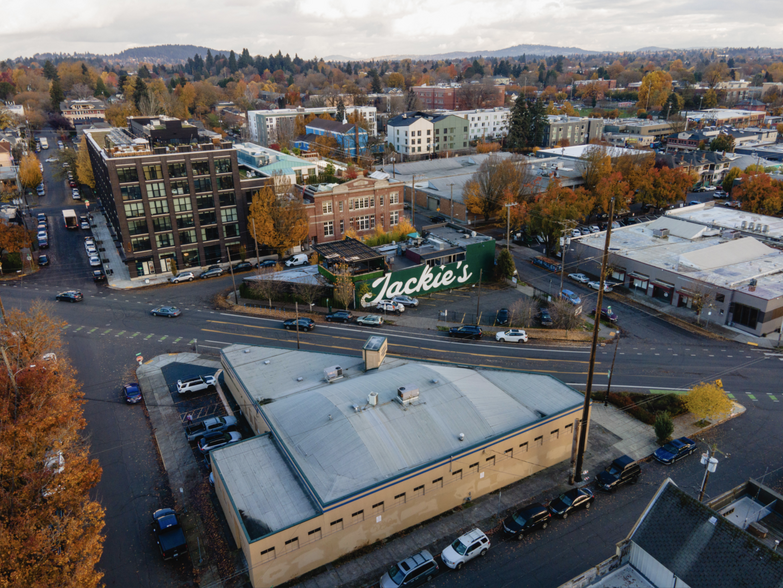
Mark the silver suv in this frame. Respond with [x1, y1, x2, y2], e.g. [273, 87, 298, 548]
[170, 271, 195, 283]
[176, 375, 217, 394]
[380, 549, 438, 588]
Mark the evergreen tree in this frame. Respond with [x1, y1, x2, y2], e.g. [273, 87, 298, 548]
[94, 77, 110, 98]
[229, 50, 238, 73]
[133, 78, 147, 110]
[238, 48, 252, 69]
[49, 79, 64, 112]
[529, 99, 547, 147]
[370, 69, 382, 93]
[43, 60, 59, 81]
[137, 64, 150, 79]
[205, 49, 214, 73]
[506, 98, 530, 151]
[336, 98, 346, 122]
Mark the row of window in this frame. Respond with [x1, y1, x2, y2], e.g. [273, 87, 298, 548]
[121, 176, 234, 202]
[130, 223, 239, 252]
[320, 193, 399, 215]
[127, 207, 236, 232]
[124, 193, 236, 219]
[117, 159, 233, 184]
[323, 211, 399, 237]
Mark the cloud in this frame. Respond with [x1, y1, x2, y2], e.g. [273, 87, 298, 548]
[2, 0, 783, 60]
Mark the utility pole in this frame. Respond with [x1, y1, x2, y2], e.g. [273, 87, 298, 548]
[698, 444, 719, 501]
[605, 330, 620, 406]
[295, 301, 300, 350]
[475, 268, 483, 323]
[226, 247, 238, 304]
[251, 218, 261, 266]
[449, 183, 455, 222]
[410, 175, 416, 229]
[572, 198, 615, 485]
[505, 202, 518, 252]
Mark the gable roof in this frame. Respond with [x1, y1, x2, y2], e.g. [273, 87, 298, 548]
[631, 480, 783, 588]
[306, 118, 358, 134]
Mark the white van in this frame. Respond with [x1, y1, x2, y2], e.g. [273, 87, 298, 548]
[285, 253, 308, 267]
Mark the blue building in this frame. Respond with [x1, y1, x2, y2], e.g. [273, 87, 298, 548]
[294, 118, 368, 158]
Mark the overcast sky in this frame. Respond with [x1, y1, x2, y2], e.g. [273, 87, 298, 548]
[3, 0, 783, 60]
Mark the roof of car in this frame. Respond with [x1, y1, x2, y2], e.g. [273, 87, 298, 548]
[459, 528, 487, 543]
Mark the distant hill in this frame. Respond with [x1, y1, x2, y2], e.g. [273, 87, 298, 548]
[326, 43, 597, 62]
[635, 46, 672, 52]
[109, 44, 229, 63]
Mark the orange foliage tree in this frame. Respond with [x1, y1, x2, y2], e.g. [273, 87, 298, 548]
[734, 172, 783, 215]
[247, 177, 309, 258]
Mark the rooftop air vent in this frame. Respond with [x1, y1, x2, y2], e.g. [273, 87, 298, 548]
[324, 365, 343, 383]
[368, 392, 378, 406]
[397, 385, 420, 405]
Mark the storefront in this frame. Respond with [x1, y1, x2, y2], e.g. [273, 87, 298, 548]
[651, 280, 675, 302]
[629, 272, 649, 293]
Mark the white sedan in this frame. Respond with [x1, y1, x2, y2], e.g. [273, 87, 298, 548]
[376, 301, 404, 314]
[89, 255, 101, 267]
[588, 281, 613, 292]
[568, 273, 590, 284]
[495, 329, 528, 343]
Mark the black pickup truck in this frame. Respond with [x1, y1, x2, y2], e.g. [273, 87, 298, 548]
[152, 508, 187, 560]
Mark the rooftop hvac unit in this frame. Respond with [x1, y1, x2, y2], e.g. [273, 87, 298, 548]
[324, 365, 343, 383]
[741, 221, 747, 229]
[764, 225, 770, 234]
[397, 385, 420, 405]
[652, 228, 669, 239]
[368, 392, 378, 406]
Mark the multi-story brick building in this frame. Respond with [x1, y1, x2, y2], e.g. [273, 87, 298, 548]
[85, 118, 267, 278]
[413, 84, 506, 110]
[301, 177, 405, 244]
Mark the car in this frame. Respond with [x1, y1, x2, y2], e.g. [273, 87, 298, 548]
[56, 291, 83, 303]
[185, 416, 238, 441]
[79, 214, 88, 223]
[326, 310, 353, 322]
[170, 271, 195, 283]
[38, 238, 48, 249]
[377, 301, 404, 314]
[176, 375, 217, 394]
[589, 225, 600, 233]
[704, 185, 716, 191]
[502, 503, 552, 540]
[92, 269, 106, 281]
[495, 329, 528, 343]
[232, 261, 254, 272]
[255, 259, 277, 269]
[80, 220, 90, 230]
[84, 236, 95, 245]
[36, 187, 45, 196]
[38, 254, 49, 266]
[587, 281, 613, 292]
[569, 272, 590, 284]
[152, 508, 187, 560]
[199, 267, 223, 279]
[726, 200, 741, 208]
[37, 223, 47, 233]
[72, 189, 80, 200]
[596, 455, 641, 492]
[440, 528, 490, 570]
[448, 325, 483, 339]
[570, 229, 581, 238]
[356, 315, 383, 327]
[548, 487, 595, 519]
[285, 253, 309, 267]
[429, 215, 447, 224]
[69, 180, 77, 188]
[599, 307, 618, 322]
[151, 306, 181, 318]
[37, 213, 46, 223]
[539, 308, 553, 326]
[611, 221, 622, 229]
[197, 431, 243, 454]
[713, 190, 730, 199]
[495, 308, 510, 325]
[85, 244, 97, 255]
[688, 200, 700, 206]
[283, 317, 316, 331]
[123, 383, 142, 404]
[45, 157, 57, 163]
[392, 295, 419, 307]
[89, 255, 101, 267]
[653, 437, 697, 465]
[380, 549, 439, 588]
[37, 230, 48, 241]
[561, 289, 581, 305]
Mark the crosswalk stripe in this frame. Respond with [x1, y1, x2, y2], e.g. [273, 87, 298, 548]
[115, 330, 126, 337]
[158, 335, 168, 342]
[130, 332, 140, 338]
[101, 329, 112, 335]
[144, 334, 154, 340]
[74, 326, 84, 332]
[768, 394, 779, 403]
[88, 327, 98, 333]
[173, 337, 182, 344]
[746, 392, 758, 402]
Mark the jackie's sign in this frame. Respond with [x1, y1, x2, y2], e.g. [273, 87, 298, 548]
[361, 261, 475, 306]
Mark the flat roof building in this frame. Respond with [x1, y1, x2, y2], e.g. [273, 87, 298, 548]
[215, 343, 586, 588]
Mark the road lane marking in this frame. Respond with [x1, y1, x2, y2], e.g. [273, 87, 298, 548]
[768, 394, 778, 403]
[130, 332, 140, 338]
[173, 337, 182, 344]
[158, 335, 168, 342]
[102, 329, 112, 335]
[115, 330, 126, 337]
[144, 334, 154, 340]
[746, 392, 758, 402]
[88, 327, 97, 333]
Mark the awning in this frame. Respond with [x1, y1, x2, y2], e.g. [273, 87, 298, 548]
[652, 280, 675, 290]
[629, 272, 649, 280]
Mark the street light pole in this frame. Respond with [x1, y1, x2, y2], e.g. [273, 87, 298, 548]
[505, 202, 518, 252]
[605, 330, 620, 406]
[698, 444, 719, 502]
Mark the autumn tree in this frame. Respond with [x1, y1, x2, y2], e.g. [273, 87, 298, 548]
[637, 71, 673, 110]
[247, 177, 309, 259]
[709, 133, 735, 153]
[333, 262, 355, 309]
[105, 101, 136, 127]
[0, 302, 105, 588]
[593, 172, 634, 216]
[685, 380, 733, 423]
[580, 145, 612, 192]
[0, 223, 32, 254]
[722, 167, 742, 193]
[636, 166, 696, 209]
[463, 154, 537, 222]
[529, 179, 594, 255]
[733, 172, 783, 215]
[76, 135, 95, 189]
[702, 89, 718, 109]
[18, 153, 42, 190]
[613, 152, 655, 192]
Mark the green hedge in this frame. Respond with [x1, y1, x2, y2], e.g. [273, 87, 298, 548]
[590, 391, 687, 425]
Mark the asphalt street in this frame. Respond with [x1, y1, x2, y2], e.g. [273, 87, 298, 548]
[5, 147, 782, 588]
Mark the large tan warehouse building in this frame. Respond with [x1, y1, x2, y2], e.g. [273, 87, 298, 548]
[213, 341, 587, 588]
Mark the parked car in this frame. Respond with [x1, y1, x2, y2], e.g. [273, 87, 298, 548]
[255, 259, 277, 269]
[429, 215, 447, 224]
[37, 213, 46, 223]
[568, 273, 590, 284]
[89, 255, 101, 267]
[380, 549, 439, 588]
[502, 503, 551, 540]
[688, 200, 700, 206]
[570, 229, 581, 238]
[37, 230, 47, 241]
[92, 269, 106, 282]
[560, 289, 581, 305]
[377, 301, 404, 314]
[356, 315, 383, 327]
[185, 416, 238, 442]
[232, 261, 254, 272]
[123, 383, 142, 404]
[150, 306, 181, 318]
[548, 487, 595, 519]
[713, 190, 730, 200]
[588, 281, 613, 292]
[448, 325, 483, 340]
[283, 317, 315, 331]
[38, 238, 48, 249]
[170, 271, 195, 283]
[653, 437, 697, 465]
[589, 225, 600, 233]
[599, 307, 618, 322]
[151, 508, 187, 560]
[37, 254, 49, 266]
[495, 308, 510, 325]
[79, 220, 90, 230]
[285, 253, 308, 267]
[539, 308, 553, 326]
[392, 295, 419, 307]
[326, 310, 353, 323]
[440, 528, 490, 570]
[726, 200, 741, 208]
[197, 431, 242, 454]
[176, 375, 217, 394]
[56, 291, 83, 303]
[199, 267, 223, 279]
[85, 244, 97, 255]
[495, 329, 528, 343]
[596, 455, 641, 492]
[72, 189, 80, 200]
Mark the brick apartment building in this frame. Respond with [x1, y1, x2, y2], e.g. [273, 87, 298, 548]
[413, 84, 505, 110]
[85, 116, 267, 279]
[301, 177, 405, 244]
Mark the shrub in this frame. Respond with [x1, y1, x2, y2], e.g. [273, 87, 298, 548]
[654, 411, 674, 445]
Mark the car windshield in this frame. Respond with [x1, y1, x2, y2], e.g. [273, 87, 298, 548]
[512, 512, 528, 526]
[387, 564, 406, 585]
[662, 442, 679, 453]
[451, 538, 468, 555]
[558, 493, 573, 506]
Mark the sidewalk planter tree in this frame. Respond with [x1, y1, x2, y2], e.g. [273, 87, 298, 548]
[495, 249, 516, 280]
[654, 411, 674, 445]
[684, 380, 733, 426]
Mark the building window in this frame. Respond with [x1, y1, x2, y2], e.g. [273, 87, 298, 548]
[152, 216, 171, 232]
[131, 236, 150, 252]
[145, 181, 166, 199]
[124, 202, 145, 218]
[155, 233, 174, 248]
[173, 197, 192, 212]
[372, 502, 384, 515]
[214, 158, 231, 174]
[117, 167, 138, 183]
[390, 211, 399, 226]
[259, 547, 275, 563]
[219, 192, 236, 206]
[432, 477, 443, 488]
[452, 469, 463, 480]
[284, 537, 299, 552]
[191, 160, 210, 176]
[504, 448, 513, 459]
[307, 527, 322, 541]
[149, 199, 169, 215]
[731, 303, 760, 330]
[339, 219, 344, 234]
[535, 435, 543, 446]
[389, 192, 399, 204]
[201, 226, 220, 241]
[716, 293, 726, 303]
[565, 423, 573, 435]
[220, 208, 237, 224]
[414, 485, 424, 497]
[179, 229, 197, 244]
[357, 215, 371, 231]
[199, 210, 217, 226]
[193, 177, 212, 193]
[338, 201, 344, 213]
[469, 462, 479, 475]
[176, 214, 194, 229]
[168, 162, 187, 178]
[170, 180, 189, 196]
[519, 442, 528, 452]
[127, 219, 148, 236]
[380, 195, 384, 206]
[330, 518, 344, 531]
[217, 175, 234, 190]
[352, 196, 371, 210]
[551, 429, 560, 440]
[224, 223, 239, 238]
[143, 164, 163, 180]
[324, 221, 334, 237]
[485, 456, 495, 466]
[120, 185, 142, 201]
[352, 509, 364, 522]
[196, 193, 214, 210]
[394, 492, 406, 505]
[322, 201, 333, 214]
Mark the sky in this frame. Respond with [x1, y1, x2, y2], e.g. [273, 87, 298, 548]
[2, 0, 783, 60]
